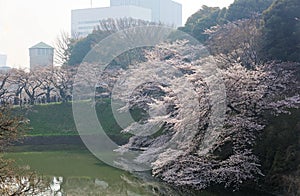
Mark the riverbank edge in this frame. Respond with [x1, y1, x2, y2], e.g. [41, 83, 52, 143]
[13, 135, 128, 146]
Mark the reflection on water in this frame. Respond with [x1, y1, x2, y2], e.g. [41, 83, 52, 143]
[49, 175, 177, 196]
[6, 146, 271, 196]
[41, 173, 191, 196]
[5, 147, 191, 196]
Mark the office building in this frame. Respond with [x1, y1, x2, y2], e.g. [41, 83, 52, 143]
[71, 0, 182, 37]
[110, 0, 182, 27]
[72, 6, 151, 37]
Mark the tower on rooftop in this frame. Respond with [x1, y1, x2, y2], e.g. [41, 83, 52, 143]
[29, 42, 54, 71]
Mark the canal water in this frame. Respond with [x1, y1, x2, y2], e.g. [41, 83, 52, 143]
[5, 145, 272, 196]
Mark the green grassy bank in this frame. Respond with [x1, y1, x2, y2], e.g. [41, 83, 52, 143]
[15, 100, 132, 145]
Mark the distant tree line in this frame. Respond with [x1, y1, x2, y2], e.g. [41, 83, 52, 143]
[0, 65, 121, 106]
[0, 67, 75, 105]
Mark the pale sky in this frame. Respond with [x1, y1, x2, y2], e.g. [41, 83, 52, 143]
[0, 0, 234, 69]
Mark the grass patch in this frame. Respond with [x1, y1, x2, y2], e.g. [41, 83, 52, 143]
[14, 99, 134, 144]
[15, 102, 77, 136]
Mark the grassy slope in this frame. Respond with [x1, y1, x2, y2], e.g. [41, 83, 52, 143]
[27, 102, 77, 136]
[16, 100, 131, 144]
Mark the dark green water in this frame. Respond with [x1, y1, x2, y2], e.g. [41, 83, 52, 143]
[5, 145, 272, 196]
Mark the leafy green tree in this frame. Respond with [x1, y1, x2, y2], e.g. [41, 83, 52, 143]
[261, 0, 300, 62]
[254, 109, 300, 195]
[67, 18, 158, 67]
[225, 0, 275, 21]
[179, 6, 226, 43]
[68, 31, 110, 66]
[179, 0, 274, 43]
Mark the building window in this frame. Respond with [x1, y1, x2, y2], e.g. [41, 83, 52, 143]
[37, 49, 49, 55]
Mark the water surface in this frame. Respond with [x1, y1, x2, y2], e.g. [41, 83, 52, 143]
[5, 145, 272, 196]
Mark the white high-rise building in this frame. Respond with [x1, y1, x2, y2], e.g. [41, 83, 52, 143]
[110, 0, 182, 27]
[71, 0, 182, 38]
[0, 54, 7, 66]
[71, 6, 151, 37]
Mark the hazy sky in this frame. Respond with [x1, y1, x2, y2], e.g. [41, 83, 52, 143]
[0, 0, 234, 68]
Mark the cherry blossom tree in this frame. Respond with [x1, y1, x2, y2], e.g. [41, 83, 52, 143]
[0, 72, 11, 104]
[0, 106, 47, 195]
[114, 40, 300, 190]
[22, 72, 45, 105]
[54, 31, 72, 66]
[36, 68, 56, 103]
[204, 17, 262, 68]
[51, 67, 75, 103]
[8, 69, 28, 105]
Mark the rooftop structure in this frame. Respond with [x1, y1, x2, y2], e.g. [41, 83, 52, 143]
[29, 42, 54, 71]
